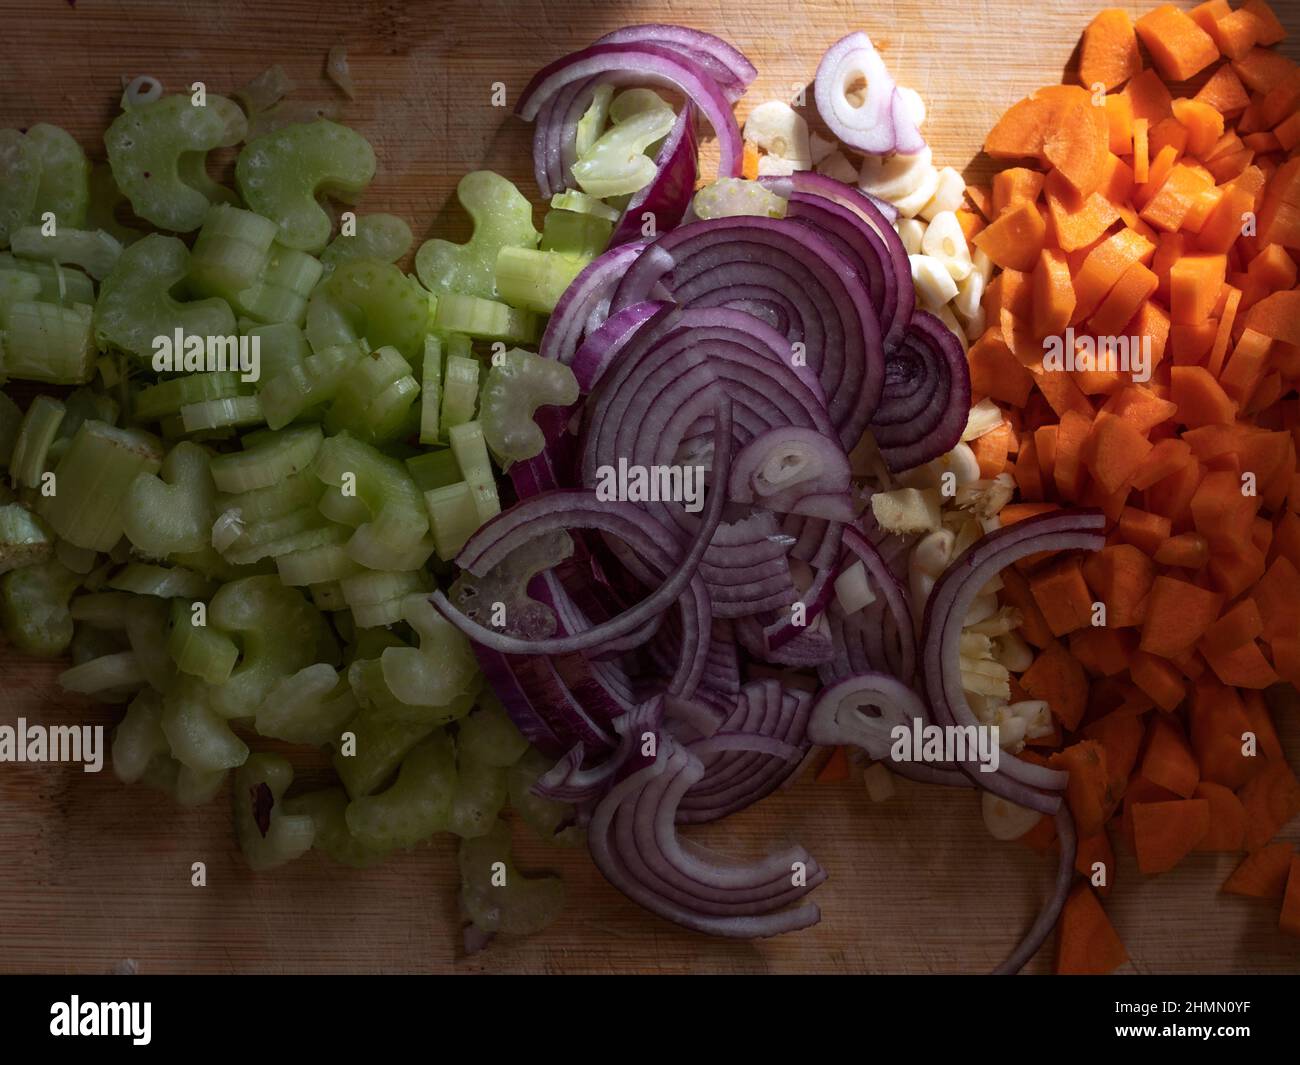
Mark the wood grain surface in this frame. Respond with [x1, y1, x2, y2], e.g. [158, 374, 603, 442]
[1, 0, 1299, 974]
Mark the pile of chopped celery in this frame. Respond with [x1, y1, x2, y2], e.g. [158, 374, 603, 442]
[0, 71, 648, 941]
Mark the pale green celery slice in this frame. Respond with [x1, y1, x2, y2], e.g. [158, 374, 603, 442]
[234, 65, 296, 116]
[253, 662, 357, 745]
[305, 258, 429, 362]
[478, 347, 578, 462]
[0, 502, 53, 575]
[332, 703, 437, 798]
[572, 106, 675, 199]
[175, 765, 226, 806]
[123, 594, 174, 692]
[132, 370, 245, 421]
[234, 753, 315, 870]
[316, 483, 370, 527]
[162, 675, 248, 770]
[209, 424, 322, 494]
[448, 752, 507, 839]
[9, 225, 121, 280]
[0, 268, 42, 319]
[94, 234, 237, 362]
[440, 352, 479, 431]
[2, 301, 96, 385]
[0, 130, 40, 248]
[282, 788, 387, 868]
[234, 243, 324, 325]
[693, 177, 789, 220]
[387, 533, 435, 571]
[107, 562, 214, 599]
[257, 339, 366, 430]
[404, 448, 459, 494]
[419, 335, 442, 444]
[0, 252, 95, 306]
[177, 150, 239, 208]
[380, 592, 479, 707]
[221, 520, 346, 568]
[187, 204, 278, 301]
[26, 124, 90, 229]
[105, 95, 246, 232]
[241, 321, 309, 382]
[321, 213, 413, 273]
[339, 568, 424, 608]
[56, 386, 119, 439]
[345, 731, 457, 849]
[0, 558, 79, 656]
[10, 394, 66, 489]
[609, 88, 672, 124]
[167, 597, 239, 685]
[415, 171, 540, 300]
[448, 421, 501, 524]
[59, 650, 145, 696]
[236, 120, 376, 253]
[432, 291, 538, 343]
[538, 209, 612, 261]
[575, 83, 614, 158]
[180, 394, 265, 433]
[324, 343, 420, 443]
[458, 694, 529, 767]
[550, 188, 619, 222]
[459, 820, 566, 933]
[69, 590, 134, 628]
[112, 689, 169, 784]
[206, 575, 328, 719]
[122, 440, 217, 557]
[348, 596, 410, 629]
[508, 747, 582, 844]
[310, 581, 346, 612]
[54, 538, 96, 574]
[424, 481, 479, 561]
[275, 540, 363, 586]
[216, 469, 323, 524]
[85, 162, 144, 246]
[495, 246, 585, 315]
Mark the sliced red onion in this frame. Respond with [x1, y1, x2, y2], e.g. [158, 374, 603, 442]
[535, 698, 663, 802]
[813, 32, 923, 156]
[728, 426, 851, 514]
[838, 526, 916, 682]
[538, 242, 647, 367]
[610, 103, 698, 247]
[595, 25, 757, 102]
[993, 808, 1076, 975]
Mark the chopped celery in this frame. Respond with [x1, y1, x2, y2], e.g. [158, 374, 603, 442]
[424, 481, 480, 561]
[0, 558, 80, 656]
[105, 94, 246, 232]
[404, 448, 460, 493]
[448, 421, 501, 524]
[233, 753, 315, 870]
[162, 675, 249, 771]
[253, 662, 357, 745]
[70, 590, 134, 628]
[448, 751, 507, 839]
[0, 502, 53, 574]
[432, 291, 538, 343]
[310, 581, 347, 612]
[572, 106, 675, 198]
[241, 321, 309, 382]
[339, 568, 425, 609]
[234, 243, 324, 326]
[112, 689, 169, 784]
[167, 598, 239, 685]
[458, 695, 529, 767]
[440, 353, 479, 431]
[0, 130, 41, 248]
[693, 177, 789, 220]
[324, 344, 421, 444]
[187, 204, 278, 302]
[419, 335, 442, 444]
[0, 268, 42, 317]
[316, 483, 371, 526]
[508, 747, 581, 844]
[216, 469, 322, 523]
[180, 394, 265, 432]
[2, 301, 96, 385]
[257, 339, 366, 430]
[236, 120, 376, 253]
[0, 391, 20, 469]
[26, 124, 90, 229]
[0, 251, 96, 306]
[332, 704, 438, 799]
[10, 226, 121, 280]
[281, 788, 387, 868]
[495, 246, 586, 315]
[10, 395, 66, 489]
[221, 519, 347, 568]
[478, 347, 578, 462]
[132, 371, 245, 421]
[550, 188, 620, 223]
[609, 87, 672, 124]
[275, 540, 362, 585]
[344, 730, 456, 849]
[107, 562, 214, 599]
[85, 162, 144, 246]
[414, 171, 540, 300]
[57, 387, 119, 439]
[321, 213, 412, 273]
[123, 594, 175, 692]
[539, 209, 613, 261]
[122, 440, 216, 557]
[54, 538, 96, 574]
[306, 258, 429, 362]
[209, 424, 322, 494]
[575, 84, 615, 158]
[459, 821, 565, 933]
[349, 594, 412, 629]
[379, 593, 480, 707]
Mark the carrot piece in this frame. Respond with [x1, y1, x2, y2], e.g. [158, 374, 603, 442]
[1142, 714, 1201, 797]
[1031, 555, 1095, 636]
[1239, 760, 1300, 851]
[1133, 798, 1211, 873]
[1231, 47, 1296, 94]
[1142, 164, 1213, 231]
[1197, 183, 1258, 253]
[1207, 544, 1268, 600]
[1192, 780, 1248, 851]
[1072, 228, 1157, 321]
[1076, 829, 1116, 895]
[1088, 261, 1159, 336]
[1245, 289, 1300, 346]
[1171, 320, 1221, 366]
[1035, 365, 1094, 419]
[1190, 468, 1259, 546]
[1056, 884, 1128, 974]
[1001, 566, 1056, 648]
[1134, 145, 1181, 210]
[970, 421, 1013, 478]
[1241, 690, 1283, 763]
[1104, 93, 1135, 156]
[1190, 0, 1232, 39]
[1146, 453, 1203, 528]
[1020, 640, 1088, 729]
[1151, 115, 1190, 160]
[1126, 299, 1172, 367]
[1240, 0, 1286, 45]
[1213, 9, 1263, 61]
[1172, 365, 1237, 428]
[1274, 111, 1300, 151]
[1034, 424, 1059, 489]
[1255, 157, 1300, 251]
[1132, 117, 1151, 182]
[1031, 247, 1077, 336]
[1019, 812, 1059, 853]
[1271, 635, 1300, 688]
[1195, 64, 1252, 115]
[741, 141, 760, 181]
[1189, 676, 1261, 787]
[1013, 435, 1046, 502]
[1223, 841, 1295, 896]
[1253, 556, 1300, 640]
[1070, 626, 1137, 677]
[1080, 8, 1143, 91]
[955, 207, 985, 242]
[1139, 575, 1223, 656]
[1136, 5, 1221, 83]
[1202, 637, 1279, 688]
[1118, 506, 1171, 555]
[1204, 146, 1256, 184]
[1173, 97, 1226, 159]
[1220, 330, 1272, 405]
[1246, 243, 1298, 289]
[1130, 649, 1188, 710]
[1102, 385, 1177, 434]
[1153, 530, 1210, 568]
[1260, 69, 1300, 129]
[1084, 411, 1154, 494]
[1051, 740, 1118, 835]
[1083, 543, 1155, 628]
[965, 183, 994, 220]
[1000, 503, 1061, 528]
[1241, 130, 1280, 153]
[973, 200, 1047, 272]
[1053, 408, 1093, 500]
[815, 745, 849, 783]
[1200, 598, 1264, 655]
[967, 328, 1035, 407]
[1170, 253, 1228, 326]
[992, 167, 1045, 216]
[1044, 170, 1121, 253]
[1046, 98, 1112, 195]
[1205, 286, 1242, 378]
[1084, 712, 1147, 790]
[1127, 70, 1175, 127]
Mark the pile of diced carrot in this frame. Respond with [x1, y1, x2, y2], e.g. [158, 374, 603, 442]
[958, 1, 1300, 973]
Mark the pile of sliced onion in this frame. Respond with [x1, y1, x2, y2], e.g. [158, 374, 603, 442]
[813, 32, 925, 156]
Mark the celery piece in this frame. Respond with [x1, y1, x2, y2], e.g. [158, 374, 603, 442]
[253, 662, 357, 745]
[234, 65, 296, 116]
[0, 130, 40, 248]
[187, 204, 278, 302]
[415, 171, 540, 300]
[70, 590, 134, 628]
[321, 213, 412, 274]
[241, 321, 309, 382]
[610, 88, 672, 124]
[508, 747, 581, 844]
[693, 177, 789, 220]
[162, 675, 249, 771]
[282, 788, 388, 868]
[0, 502, 53, 575]
[58, 387, 119, 440]
[105, 95, 246, 232]
[0, 268, 42, 319]
[207, 575, 328, 718]
[180, 394, 265, 433]
[339, 568, 425, 608]
[216, 469, 323, 525]
[112, 689, 169, 784]
[432, 291, 538, 344]
[234, 753, 315, 870]
[495, 245, 585, 316]
[310, 581, 346, 612]
[312, 432, 429, 568]
[85, 162, 143, 246]
[380, 593, 480, 707]
[348, 594, 411, 629]
[2, 301, 96, 385]
[344, 625, 404, 665]
[550, 189, 620, 223]
[0, 558, 80, 656]
[221, 518, 347, 568]
[348, 649, 476, 727]
[575, 83, 615, 158]
[344, 730, 456, 849]
[324, 344, 420, 443]
[10, 226, 121, 281]
[448, 752, 507, 839]
[332, 704, 437, 798]
[572, 106, 675, 199]
[257, 339, 366, 430]
[478, 348, 579, 462]
[209, 424, 322, 494]
[316, 483, 371, 527]
[54, 538, 96, 574]
[139, 753, 181, 795]
[175, 765, 226, 806]
[306, 258, 429, 362]
[236, 120, 376, 253]
[539, 209, 613, 262]
[167, 598, 238, 685]
[458, 694, 529, 767]
[424, 481, 479, 561]
[404, 448, 460, 493]
[234, 243, 324, 326]
[107, 562, 214, 599]
[122, 441, 217, 557]
[459, 820, 566, 933]
[94, 234, 238, 362]
[26, 124, 90, 229]
[275, 541, 362, 586]
[440, 353, 479, 431]
[10, 395, 66, 489]
[418, 335, 442, 444]
[124, 594, 175, 692]
[448, 421, 501, 524]
[132, 371, 244, 421]
[0, 252, 95, 307]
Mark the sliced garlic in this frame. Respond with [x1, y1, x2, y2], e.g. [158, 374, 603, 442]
[871, 486, 942, 535]
[744, 100, 812, 167]
[892, 165, 942, 218]
[919, 166, 966, 221]
[961, 398, 1005, 441]
[909, 254, 959, 310]
[857, 144, 933, 202]
[994, 630, 1034, 672]
[982, 790, 1042, 840]
[911, 527, 956, 578]
[921, 210, 973, 282]
[953, 268, 985, 322]
[815, 150, 859, 183]
[834, 559, 876, 615]
[864, 761, 896, 802]
[896, 217, 926, 255]
[757, 154, 799, 176]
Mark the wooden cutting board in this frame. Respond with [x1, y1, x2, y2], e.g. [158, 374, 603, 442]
[1, 0, 1298, 974]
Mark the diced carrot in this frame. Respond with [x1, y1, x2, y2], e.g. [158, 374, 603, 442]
[1206, 542, 1268, 600]
[1141, 714, 1201, 798]
[1197, 183, 1258, 254]
[1146, 453, 1203, 528]
[1102, 385, 1178, 435]
[1053, 740, 1119, 836]
[1212, 8, 1263, 61]
[1133, 798, 1211, 873]
[742, 141, 760, 181]
[1053, 407, 1093, 500]
[992, 167, 1045, 216]
[1076, 829, 1116, 895]
[1245, 289, 1300, 346]
[1220, 329, 1272, 404]
[1189, 676, 1261, 787]
[1046, 97, 1112, 195]
[1084, 712, 1147, 792]
[1151, 115, 1190, 160]
[1132, 117, 1151, 182]
[1282, 856, 1300, 938]
[1104, 93, 1135, 155]
[1035, 364, 1094, 419]
[1136, 4, 1221, 83]
[1260, 69, 1300, 129]
[1241, 690, 1284, 763]
[1126, 69, 1176, 126]
[1189, 0, 1232, 39]
[955, 207, 986, 242]
[1117, 506, 1171, 555]
[1231, 47, 1296, 94]
[1056, 884, 1128, 974]
[1031, 247, 1077, 337]
[1173, 97, 1226, 160]
[1072, 228, 1157, 321]
[1256, 158, 1300, 251]
[1044, 170, 1121, 252]
[1204, 145, 1256, 184]
[1223, 841, 1295, 895]
[1070, 626, 1137, 677]
[1134, 144, 1181, 211]
[1084, 410, 1154, 494]
[984, 84, 1092, 159]
[1154, 531, 1210, 568]
[1195, 64, 1252, 115]
[1275, 111, 1300, 151]
[1241, 130, 1280, 153]
[1172, 365, 1237, 427]
[966, 328, 1035, 408]
[1001, 565, 1056, 648]
[1088, 261, 1159, 336]
[970, 421, 1013, 478]
[1019, 812, 1059, 853]
[1080, 8, 1143, 91]
[1246, 244, 1298, 290]
[1202, 637, 1279, 688]
[973, 200, 1047, 272]
[1205, 286, 1241, 379]
[1169, 254, 1228, 325]
[1200, 598, 1264, 656]
[1131, 649, 1188, 710]
[1190, 468, 1259, 546]
[965, 183, 994, 220]
[815, 744, 850, 783]
[1013, 435, 1046, 501]
[1253, 556, 1300, 640]
[1239, 759, 1300, 851]
[1171, 320, 1221, 365]
[1083, 543, 1155, 628]
[1035, 423, 1059, 488]
[1000, 503, 1061, 528]
[1020, 639, 1088, 729]
[1192, 780, 1248, 851]
[1030, 555, 1095, 636]
[1240, 0, 1286, 45]
[1126, 300, 1172, 367]
[1139, 575, 1222, 656]
[1271, 634, 1300, 688]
